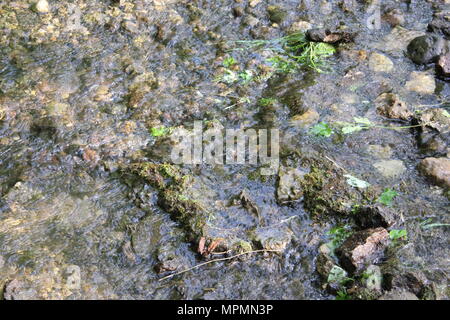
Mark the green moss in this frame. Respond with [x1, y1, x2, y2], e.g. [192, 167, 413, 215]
[300, 164, 362, 217]
[232, 240, 253, 254]
[126, 162, 209, 242]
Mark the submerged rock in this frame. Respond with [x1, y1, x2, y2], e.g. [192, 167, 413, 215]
[374, 27, 424, 57]
[368, 53, 394, 73]
[3, 279, 38, 300]
[306, 28, 355, 43]
[382, 8, 405, 27]
[355, 204, 399, 229]
[336, 227, 389, 274]
[375, 93, 412, 120]
[277, 167, 306, 203]
[407, 35, 448, 65]
[267, 5, 287, 24]
[415, 108, 450, 156]
[373, 160, 406, 179]
[405, 71, 436, 95]
[378, 288, 419, 300]
[418, 157, 450, 188]
[290, 109, 320, 127]
[428, 11, 450, 39]
[300, 163, 363, 216]
[367, 144, 393, 159]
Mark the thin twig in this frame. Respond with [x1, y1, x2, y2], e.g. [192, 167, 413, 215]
[158, 249, 282, 281]
[324, 155, 348, 173]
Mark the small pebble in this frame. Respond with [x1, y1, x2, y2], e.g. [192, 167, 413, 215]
[36, 0, 50, 13]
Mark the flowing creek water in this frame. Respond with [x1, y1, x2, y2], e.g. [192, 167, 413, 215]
[0, 0, 448, 300]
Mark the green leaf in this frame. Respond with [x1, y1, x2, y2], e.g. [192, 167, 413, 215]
[353, 117, 372, 125]
[150, 126, 171, 137]
[442, 109, 450, 118]
[377, 188, 398, 206]
[310, 122, 333, 137]
[344, 174, 371, 189]
[238, 70, 253, 83]
[389, 229, 407, 241]
[223, 57, 237, 68]
[342, 125, 364, 134]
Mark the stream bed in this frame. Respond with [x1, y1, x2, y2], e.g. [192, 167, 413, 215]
[0, 0, 448, 300]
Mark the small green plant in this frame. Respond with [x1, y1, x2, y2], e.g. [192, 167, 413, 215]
[150, 126, 171, 137]
[238, 70, 253, 83]
[389, 229, 407, 241]
[258, 97, 277, 106]
[230, 32, 336, 73]
[266, 55, 298, 73]
[310, 122, 333, 137]
[327, 225, 352, 253]
[344, 174, 371, 189]
[336, 289, 351, 300]
[223, 56, 237, 68]
[377, 188, 398, 206]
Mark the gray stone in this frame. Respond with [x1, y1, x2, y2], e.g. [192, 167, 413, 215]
[373, 160, 406, 178]
[277, 167, 306, 203]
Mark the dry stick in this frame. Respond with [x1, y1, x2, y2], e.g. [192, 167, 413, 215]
[158, 249, 282, 281]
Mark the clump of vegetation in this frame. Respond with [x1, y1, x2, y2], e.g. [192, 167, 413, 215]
[223, 56, 237, 68]
[377, 188, 398, 206]
[336, 289, 351, 300]
[258, 97, 277, 107]
[310, 122, 333, 137]
[150, 126, 172, 137]
[327, 225, 353, 253]
[230, 32, 336, 73]
[389, 229, 407, 241]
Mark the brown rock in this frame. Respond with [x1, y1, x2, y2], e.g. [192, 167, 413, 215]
[418, 157, 450, 188]
[437, 53, 450, 77]
[375, 93, 412, 120]
[336, 228, 390, 274]
[383, 8, 405, 27]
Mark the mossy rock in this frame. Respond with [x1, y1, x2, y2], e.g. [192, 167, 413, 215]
[299, 161, 364, 216]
